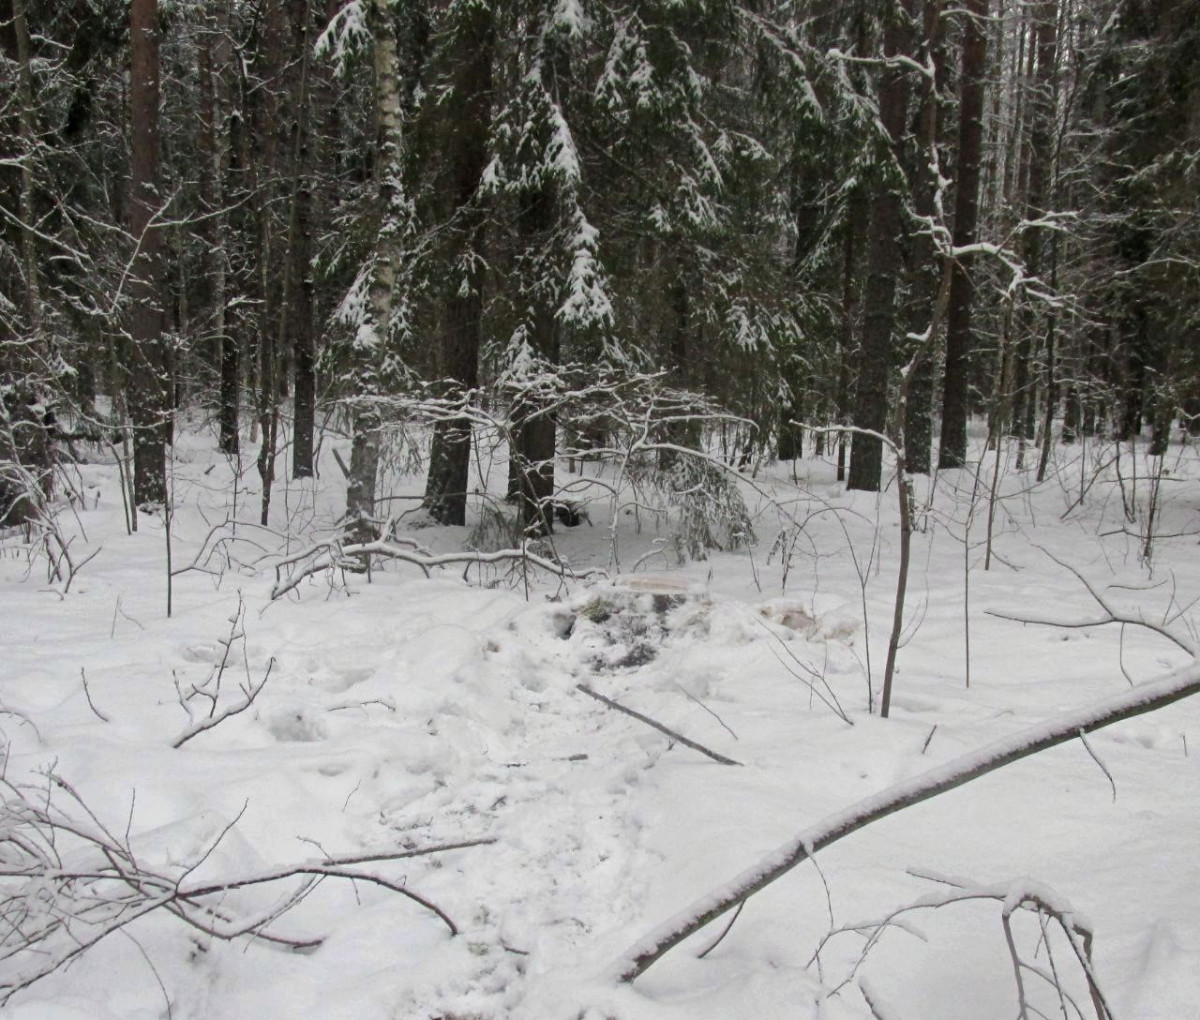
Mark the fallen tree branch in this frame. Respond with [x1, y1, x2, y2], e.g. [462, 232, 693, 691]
[612, 660, 1200, 982]
[575, 683, 742, 766]
[272, 538, 607, 599]
[0, 772, 492, 1006]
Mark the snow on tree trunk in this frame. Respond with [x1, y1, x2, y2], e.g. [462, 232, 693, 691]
[129, 0, 168, 508]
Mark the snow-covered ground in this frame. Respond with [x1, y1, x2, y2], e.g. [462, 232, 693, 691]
[2, 419, 1198, 1018]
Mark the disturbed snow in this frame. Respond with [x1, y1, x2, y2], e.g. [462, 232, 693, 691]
[1, 424, 1198, 1018]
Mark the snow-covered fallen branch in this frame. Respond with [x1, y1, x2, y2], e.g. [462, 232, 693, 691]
[271, 537, 607, 599]
[612, 659, 1200, 982]
[0, 771, 494, 1007]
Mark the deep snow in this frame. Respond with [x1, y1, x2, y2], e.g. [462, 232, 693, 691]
[1, 419, 1198, 1018]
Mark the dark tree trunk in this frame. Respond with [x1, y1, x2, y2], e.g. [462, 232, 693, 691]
[902, 0, 948, 476]
[1014, 0, 1059, 456]
[251, 0, 287, 521]
[511, 183, 559, 537]
[219, 104, 244, 458]
[848, 4, 914, 492]
[286, 0, 317, 479]
[938, 0, 990, 469]
[129, 0, 167, 507]
[661, 266, 701, 463]
[1120, 305, 1149, 440]
[424, 3, 494, 524]
[777, 372, 803, 461]
[219, 318, 241, 455]
[200, 3, 240, 458]
[837, 185, 867, 483]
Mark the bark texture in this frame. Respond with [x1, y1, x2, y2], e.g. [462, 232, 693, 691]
[938, 0, 990, 469]
[129, 0, 168, 507]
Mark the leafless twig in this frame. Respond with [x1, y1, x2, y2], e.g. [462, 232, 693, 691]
[0, 772, 492, 1007]
[79, 667, 110, 722]
[986, 546, 1198, 657]
[172, 658, 273, 748]
[575, 683, 742, 765]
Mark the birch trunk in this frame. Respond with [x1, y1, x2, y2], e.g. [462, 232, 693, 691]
[346, 0, 404, 544]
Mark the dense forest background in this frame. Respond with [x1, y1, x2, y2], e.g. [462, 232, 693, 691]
[2, 0, 1198, 543]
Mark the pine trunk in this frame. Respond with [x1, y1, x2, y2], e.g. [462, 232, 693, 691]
[512, 185, 559, 537]
[424, 4, 494, 525]
[938, 0, 990, 469]
[129, 0, 167, 507]
[285, 0, 317, 480]
[902, 0, 948, 476]
[848, 5, 913, 492]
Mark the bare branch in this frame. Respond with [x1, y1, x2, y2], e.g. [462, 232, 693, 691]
[79, 668, 110, 723]
[986, 547, 1197, 656]
[272, 540, 607, 600]
[0, 775, 492, 1005]
[172, 658, 274, 748]
[613, 660, 1200, 982]
[575, 684, 742, 766]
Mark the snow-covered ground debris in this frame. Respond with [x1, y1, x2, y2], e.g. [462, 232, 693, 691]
[1, 425, 1198, 1018]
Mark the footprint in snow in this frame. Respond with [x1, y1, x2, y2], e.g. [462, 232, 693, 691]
[264, 707, 328, 742]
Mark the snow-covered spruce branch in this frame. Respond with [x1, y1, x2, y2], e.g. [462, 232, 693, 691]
[0, 773, 493, 1006]
[612, 658, 1200, 982]
[270, 537, 607, 599]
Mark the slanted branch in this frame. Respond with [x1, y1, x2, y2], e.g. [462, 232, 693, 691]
[612, 659, 1200, 982]
[576, 683, 742, 766]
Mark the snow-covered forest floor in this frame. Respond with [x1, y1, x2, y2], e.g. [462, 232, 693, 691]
[2, 416, 1198, 1019]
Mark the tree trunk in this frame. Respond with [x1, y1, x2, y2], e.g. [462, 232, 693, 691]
[255, 0, 287, 522]
[200, 4, 239, 458]
[285, 0, 317, 480]
[12, 0, 40, 338]
[1014, 0, 1058, 462]
[346, 0, 404, 544]
[836, 185, 867, 483]
[424, 3, 494, 524]
[938, 0, 990, 469]
[129, 0, 168, 507]
[902, 0, 947, 476]
[511, 184, 559, 537]
[848, 4, 914, 492]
